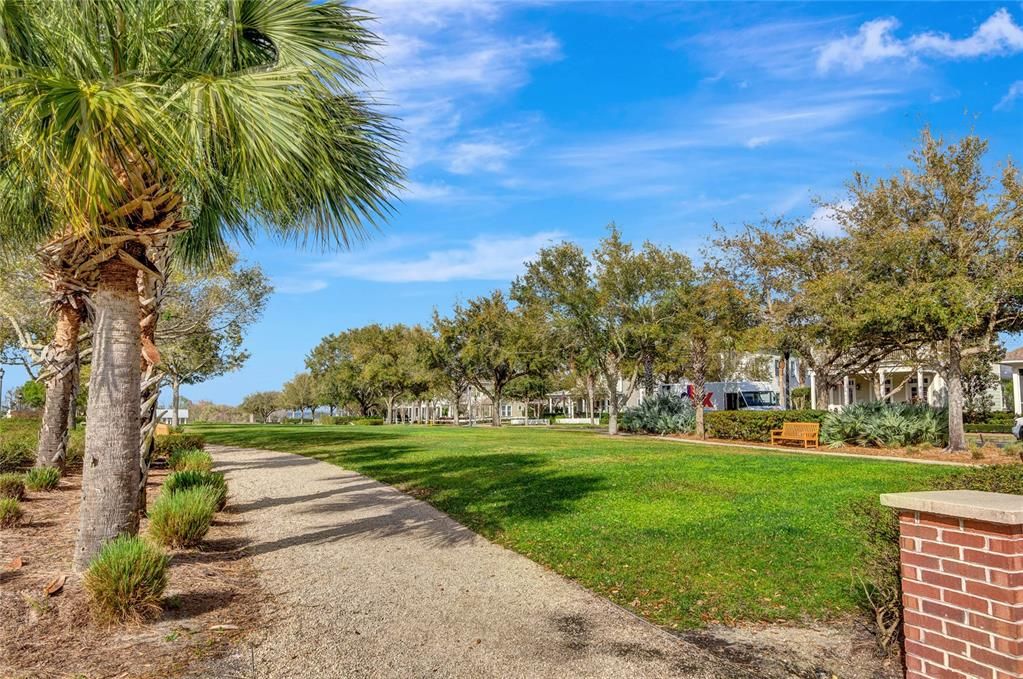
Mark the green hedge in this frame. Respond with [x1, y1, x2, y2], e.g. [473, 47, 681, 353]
[154, 433, 206, 457]
[319, 416, 385, 426]
[704, 409, 828, 442]
[964, 423, 1014, 434]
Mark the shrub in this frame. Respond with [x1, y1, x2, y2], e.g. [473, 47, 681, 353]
[164, 469, 227, 510]
[0, 438, 34, 472]
[25, 466, 61, 492]
[319, 416, 385, 426]
[965, 410, 1016, 425]
[821, 402, 947, 448]
[66, 430, 85, 468]
[148, 486, 219, 548]
[620, 395, 695, 435]
[704, 409, 828, 442]
[0, 497, 23, 527]
[0, 473, 26, 500]
[850, 464, 1023, 655]
[154, 433, 206, 457]
[84, 535, 169, 623]
[167, 449, 213, 473]
[964, 423, 1013, 434]
[790, 386, 812, 410]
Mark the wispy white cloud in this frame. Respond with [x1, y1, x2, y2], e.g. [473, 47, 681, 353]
[400, 180, 456, 202]
[995, 80, 1023, 111]
[806, 202, 850, 236]
[817, 8, 1023, 73]
[314, 231, 564, 283]
[273, 277, 328, 295]
[356, 0, 560, 177]
[448, 140, 518, 174]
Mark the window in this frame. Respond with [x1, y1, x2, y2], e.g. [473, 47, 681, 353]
[501, 404, 512, 417]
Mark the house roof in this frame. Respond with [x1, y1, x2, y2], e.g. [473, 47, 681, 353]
[1002, 347, 1023, 363]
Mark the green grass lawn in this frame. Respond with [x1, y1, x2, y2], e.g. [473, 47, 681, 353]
[193, 423, 952, 628]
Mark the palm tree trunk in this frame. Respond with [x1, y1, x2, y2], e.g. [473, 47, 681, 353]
[36, 302, 81, 470]
[73, 255, 142, 571]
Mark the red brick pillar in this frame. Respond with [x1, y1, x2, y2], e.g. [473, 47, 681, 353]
[882, 490, 1023, 679]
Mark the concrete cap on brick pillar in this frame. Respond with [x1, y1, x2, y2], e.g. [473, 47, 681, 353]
[881, 490, 1023, 525]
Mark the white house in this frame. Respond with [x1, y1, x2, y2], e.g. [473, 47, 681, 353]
[156, 408, 189, 426]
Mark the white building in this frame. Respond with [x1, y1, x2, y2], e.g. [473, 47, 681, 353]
[156, 408, 189, 426]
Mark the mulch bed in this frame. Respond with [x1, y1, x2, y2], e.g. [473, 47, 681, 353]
[665, 434, 1020, 465]
[0, 465, 263, 679]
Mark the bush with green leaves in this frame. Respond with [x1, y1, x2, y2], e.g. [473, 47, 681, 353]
[148, 486, 219, 548]
[821, 402, 947, 448]
[319, 416, 385, 426]
[164, 469, 227, 510]
[0, 473, 26, 500]
[0, 497, 23, 527]
[154, 433, 206, 457]
[850, 464, 1023, 656]
[620, 395, 696, 435]
[25, 466, 61, 492]
[84, 535, 170, 623]
[704, 409, 828, 442]
[789, 386, 812, 409]
[0, 437, 33, 472]
[167, 449, 214, 473]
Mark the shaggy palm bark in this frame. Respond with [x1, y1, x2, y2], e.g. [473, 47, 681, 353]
[136, 245, 170, 515]
[35, 302, 82, 469]
[73, 253, 143, 570]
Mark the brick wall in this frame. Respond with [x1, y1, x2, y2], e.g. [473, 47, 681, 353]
[899, 510, 1023, 679]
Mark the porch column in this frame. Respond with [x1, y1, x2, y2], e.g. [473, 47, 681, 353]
[1015, 369, 1023, 416]
[878, 368, 886, 403]
[843, 375, 850, 407]
[809, 372, 817, 410]
[917, 369, 925, 405]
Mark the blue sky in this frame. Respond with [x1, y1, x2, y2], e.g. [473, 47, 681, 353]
[112, 2, 1023, 404]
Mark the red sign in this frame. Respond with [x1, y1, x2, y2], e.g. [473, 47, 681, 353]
[686, 385, 714, 408]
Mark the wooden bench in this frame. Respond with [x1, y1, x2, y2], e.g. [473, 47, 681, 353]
[770, 422, 820, 449]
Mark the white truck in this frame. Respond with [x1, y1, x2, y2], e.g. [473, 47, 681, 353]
[659, 380, 781, 411]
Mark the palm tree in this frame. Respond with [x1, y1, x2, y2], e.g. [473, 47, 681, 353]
[0, 0, 401, 569]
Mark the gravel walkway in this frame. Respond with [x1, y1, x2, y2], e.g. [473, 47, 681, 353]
[200, 444, 748, 679]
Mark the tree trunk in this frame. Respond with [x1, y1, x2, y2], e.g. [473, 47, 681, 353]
[604, 369, 620, 435]
[492, 385, 503, 427]
[36, 302, 81, 470]
[947, 337, 967, 452]
[452, 395, 461, 426]
[586, 374, 596, 425]
[73, 255, 142, 571]
[386, 397, 394, 424]
[171, 378, 181, 428]
[780, 351, 790, 410]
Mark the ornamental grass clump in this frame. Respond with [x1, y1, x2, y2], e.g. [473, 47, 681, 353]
[0, 473, 26, 500]
[148, 486, 219, 549]
[163, 469, 227, 511]
[0, 497, 23, 527]
[84, 535, 169, 624]
[168, 449, 214, 473]
[619, 395, 696, 435]
[24, 466, 61, 492]
[821, 402, 947, 448]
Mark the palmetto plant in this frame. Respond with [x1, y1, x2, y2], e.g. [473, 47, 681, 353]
[0, 0, 401, 569]
[821, 402, 948, 448]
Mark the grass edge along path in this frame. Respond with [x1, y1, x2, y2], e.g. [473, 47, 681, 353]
[194, 423, 953, 629]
